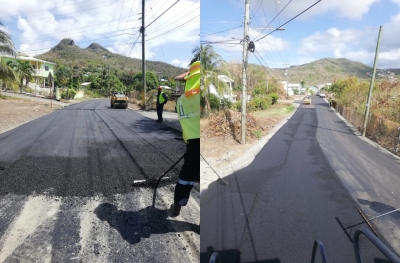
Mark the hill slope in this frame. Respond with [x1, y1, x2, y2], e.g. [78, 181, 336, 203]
[36, 38, 187, 78]
[283, 58, 373, 85]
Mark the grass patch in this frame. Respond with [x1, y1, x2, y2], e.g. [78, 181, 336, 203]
[252, 103, 295, 118]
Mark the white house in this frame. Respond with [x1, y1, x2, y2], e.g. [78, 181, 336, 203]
[208, 75, 236, 103]
[280, 81, 295, 96]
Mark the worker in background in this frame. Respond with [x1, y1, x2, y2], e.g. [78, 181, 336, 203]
[170, 61, 200, 216]
[156, 86, 168, 122]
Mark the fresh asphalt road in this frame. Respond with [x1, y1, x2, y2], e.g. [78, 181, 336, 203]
[0, 99, 200, 262]
[201, 96, 400, 263]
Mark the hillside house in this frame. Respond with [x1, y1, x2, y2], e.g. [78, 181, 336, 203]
[208, 75, 236, 103]
[1, 53, 56, 91]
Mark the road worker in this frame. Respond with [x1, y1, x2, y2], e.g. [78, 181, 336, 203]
[156, 86, 169, 122]
[170, 61, 200, 216]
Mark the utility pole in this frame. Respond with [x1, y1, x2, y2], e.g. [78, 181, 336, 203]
[241, 0, 250, 145]
[283, 64, 290, 98]
[362, 26, 383, 137]
[141, 0, 146, 108]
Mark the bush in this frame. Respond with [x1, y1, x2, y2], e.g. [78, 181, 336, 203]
[270, 93, 279, 105]
[61, 89, 77, 100]
[208, 93, 220, 110]
[22, 87, 34, 93]
[234, 100, 242, 111]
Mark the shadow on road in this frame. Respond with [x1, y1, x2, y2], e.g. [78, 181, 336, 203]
[358, 199, 400, 220]
[303, 124, 359, 136]
[94, 203, 199, 244]
[200, 246, 281, 263]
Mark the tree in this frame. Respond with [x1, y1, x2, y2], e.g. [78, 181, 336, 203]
[8, 61, 34, 93]
[193, 45, 229, 112]
[131, 72, 159, 92]
[0, 21, 16, 57]
[0, 21, 17, 93]
[55, 65, 72, 88]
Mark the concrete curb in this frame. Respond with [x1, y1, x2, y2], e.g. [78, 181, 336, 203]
[324, 98, 400, 161]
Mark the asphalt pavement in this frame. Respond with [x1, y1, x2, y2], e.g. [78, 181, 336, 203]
[200, 96, 399, 262]
[0, 99, 199, 262]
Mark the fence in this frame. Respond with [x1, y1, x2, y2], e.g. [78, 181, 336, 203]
[333, 103, 400, 157]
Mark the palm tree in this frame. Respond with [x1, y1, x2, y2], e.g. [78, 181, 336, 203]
[13, 61, 34, 93]
[0, 21, 17, 93]
[0, 21, 16, 56]
[192, 45, 230, 111]
[55, 65, 72, 88]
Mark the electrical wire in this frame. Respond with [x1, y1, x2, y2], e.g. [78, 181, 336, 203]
[5, 0, 134, 26]
[146, 15, 199, 41]
[201, 25, 243, 37]
[253, 0, 292, 41]
[150, 3, 167, 64]
[0, 0, 97, 20]
[253, 49, 279, 81]
[146, 0, 180, 29]
[112, 0, 128, 46]
[255, 0, 322, 42]
[9, 15, 141, 43]
[249, 6, 281, 69]
[273, 1, 289, 65]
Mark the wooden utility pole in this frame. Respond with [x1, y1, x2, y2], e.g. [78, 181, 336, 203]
[241, 0, 250, 145]
[283, 64, 290, 98]
[141, 0, 146, 108]
[362, 26, 383, 137]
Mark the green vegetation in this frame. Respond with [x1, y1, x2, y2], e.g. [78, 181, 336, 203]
[252, 104, 295, 118]
[328, 77, 400, 123]
[36, 38, 186, 83]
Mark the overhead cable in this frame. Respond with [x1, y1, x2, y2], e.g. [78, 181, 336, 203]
[255, 0, 322, 42]
[146, 0, 180, 29]
[254, 0, 292, 41]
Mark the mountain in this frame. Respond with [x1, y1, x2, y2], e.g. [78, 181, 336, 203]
[35, 38, 188, 78]
[282, 58, 374, 85]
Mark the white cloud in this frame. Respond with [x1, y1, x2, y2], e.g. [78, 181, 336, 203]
[298, 27, 366, 55]
[2, 0, 199, 63]
[180, 62, 189, 68]
[172, 59, 181, 64]
[256, 0, 379, 20]
[392, 0, 400, 6]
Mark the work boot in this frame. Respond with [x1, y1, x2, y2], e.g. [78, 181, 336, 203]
[170, 203, 181, 216]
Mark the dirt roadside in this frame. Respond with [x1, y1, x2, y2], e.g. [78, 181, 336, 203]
[0, 96, 63, 135]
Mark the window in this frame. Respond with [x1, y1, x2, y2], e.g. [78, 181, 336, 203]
[45, 66, 49, 71]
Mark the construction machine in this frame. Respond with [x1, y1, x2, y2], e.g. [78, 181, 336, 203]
[111, 92, 128, 109]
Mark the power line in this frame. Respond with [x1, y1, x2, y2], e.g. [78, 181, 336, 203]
[254, 0, 292, 41]
[150, 4, 167, 64]
[146, 0, 180, 29]
[146, 15, 199, 41]
[9, 15, 141, 43]
[274, 1, 289, 65]
[0, 0, 97, 20]
[249, 6, 282, 68]
[253, 50, 277, 80]
[201, 25, 243, 37]
[5, 0, 134, 26]
[255, 0, 322, 42]
[20, 32, 140, 53]
[112, 0, 129, 46]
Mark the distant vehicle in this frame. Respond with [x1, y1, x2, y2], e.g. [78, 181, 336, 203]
[304, 96, 311, 105]
[111, 92, 128, 109]
[319, 93, 326, 98]
[316, 92, 320, 96]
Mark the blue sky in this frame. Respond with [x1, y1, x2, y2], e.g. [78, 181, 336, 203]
[200, 0, 400, 69]
[0, 0, 200, 69]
